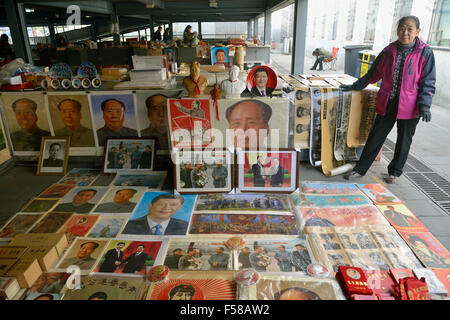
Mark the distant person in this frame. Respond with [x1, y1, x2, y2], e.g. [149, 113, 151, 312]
[153, 26, 162, 42]
[183, 25, 198, 46]
[310, 48, 332, 71]
[163, 28, 171, 42]
[107, 146, 119, 169]
[54, 99, 95, 147]
[343, 16, 435, 184]
[0, 34, 14, 62]
[131, 145, 142, 169]
[139, 145, 153, 169]
[10, 98, 50, 151]
[55, 34, 67, 47]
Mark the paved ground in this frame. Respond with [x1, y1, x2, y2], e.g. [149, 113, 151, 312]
[270, 50, 450, 251]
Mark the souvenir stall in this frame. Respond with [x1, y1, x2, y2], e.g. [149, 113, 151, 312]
[0, 39, 449, 301]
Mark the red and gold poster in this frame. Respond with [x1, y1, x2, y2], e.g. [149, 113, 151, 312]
[146, 271, 236, 300]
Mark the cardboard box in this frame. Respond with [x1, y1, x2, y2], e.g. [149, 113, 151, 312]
[0, 246, 28, 259]
[0, 277, 21, 300]
[21, 247, 59, 272]
[0, 259, 18, 276]
[9, 233, 68, 257]
[5, 258, 42, 288]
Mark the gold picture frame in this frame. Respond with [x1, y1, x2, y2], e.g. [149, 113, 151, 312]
[36, 136, 70, 175]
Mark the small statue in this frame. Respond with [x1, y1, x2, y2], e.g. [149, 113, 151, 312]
[210, 83, 223, 100]
[220, 65, 246, 98]
[183, 61, 208, 98]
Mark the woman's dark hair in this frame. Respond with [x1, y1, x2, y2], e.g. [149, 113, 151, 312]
[397, 15, 420, 29]
[184, 25, 192, 33]
[0, 34, 9, 42]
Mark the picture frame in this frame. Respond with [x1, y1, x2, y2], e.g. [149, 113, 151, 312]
[36, 136, 70, 175]
[210, 46, 230, 68]
[173, 148, 234, 194]
[236, 149, 298, 193]
[103, 138, 156, 173]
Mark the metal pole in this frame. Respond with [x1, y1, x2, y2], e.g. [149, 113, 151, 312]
[291, 0, 308, 75]
[264, 9, 271, 46]
[5, 0, 33, 63]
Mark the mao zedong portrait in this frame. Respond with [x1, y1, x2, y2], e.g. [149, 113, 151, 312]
[59, 241, 100, 270]
[54, 189, 97, 213]
[55, 99, 95, 147]
[225, 99, 272, 148]
[96, 99, 137, 146]
[122, 194, 189, 235]
[94, 188, 138, 213]
[141, 94, 169, 149]
[10, 98, 50, 151]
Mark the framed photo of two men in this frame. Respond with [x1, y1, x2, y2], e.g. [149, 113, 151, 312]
[173, 148, 233, 194]
[236, 149, 299, 193]
[103, 138, 156, 173]
[36, 136, 70, 176]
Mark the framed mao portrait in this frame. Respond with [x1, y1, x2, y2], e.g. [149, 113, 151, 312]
[36, 136, 70, 175]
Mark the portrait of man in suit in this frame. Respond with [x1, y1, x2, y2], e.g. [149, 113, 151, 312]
[98, 242, 125, 273]
[250, 68, 273, 97]
[122, 194, 189, 235]
[58, 241, 100, 270]
[42, 142, 64, 167]
[121, 245, 150, 274]
[141, 94, 168, 149]
[96, 99, 138, 146]
[94, 188, 138, 213]
[251, 155, 266, 187]
[268, 157, 284, 187]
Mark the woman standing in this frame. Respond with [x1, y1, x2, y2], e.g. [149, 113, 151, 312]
[343, 16, 435, 184]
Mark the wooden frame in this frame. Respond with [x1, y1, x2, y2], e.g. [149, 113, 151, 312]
[36, 136, 70, 175]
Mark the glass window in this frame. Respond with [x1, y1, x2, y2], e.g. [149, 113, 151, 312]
[201, 22, 247, 39]
[123, 30, 139, 40]
[429, 0, 450, 47]
[172, 22, 199, 38]
[346, 0, 357, 41]
[390, 0, 413, 42]
[257, 16, 265, 41]
[364, 0, 380, 42]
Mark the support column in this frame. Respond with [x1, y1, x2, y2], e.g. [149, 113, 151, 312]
[169, 22, 173, 40]
[291, 0, 308, 75]
[198, 22, 202, 39]
[5, 0, 32, 63]
[90, 23, 97, 41]
[254, 17, 259, 41]
[264, 9, 271, 46]
[109, 2, 121, 46]
[48, 23, 55, 46]
[149, 15, 155, 40]
[248, 20, 253, 39]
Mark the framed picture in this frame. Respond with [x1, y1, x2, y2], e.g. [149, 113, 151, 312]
[236, 149, 298, 193]
[146, 271, 236, 300]
[53, 187, 109, 214]
[162, 48, 176, 63]
[38, 184, 76, 199]
[121, 192, 196, 237]
[163, 240, 233, 271]
[57, 168, 100, 186]
[174, 149, 233, 194]
[103, 138, 156, 173]
[246, 65, 277, 97]
[53, 237, 110, 275]
[92, 186, 147, 215]
[92, 239, 167, 276]
[86, 216, 129, 238]
[62, 275, 147, 300]
[59, 214, 100, 245]
[0, 92, 51, 156]
[20, 198, 60, 213]
[246, 275, 343, 300]
[167, 99, 212, 149]
[0, 213, 44, 240]
[112, 171, 166, 189]
[0, 114, 11, 166]
[211, 46, 230, 68]
[29, 211, 74, 234]
[36, 136, 70, 175]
